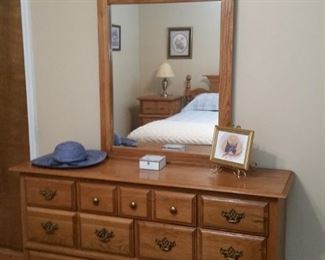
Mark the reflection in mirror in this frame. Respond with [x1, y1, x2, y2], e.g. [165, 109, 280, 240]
[111, 2, 221, 147]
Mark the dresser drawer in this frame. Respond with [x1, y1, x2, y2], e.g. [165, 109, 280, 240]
[80, 213, 134, 257]
[153, 190, 196, 225]
[118, 186, 151, 219]
[79, 182, 116, 214]
[142, 101, 169, 114]
[198, 229, 266, 260]
[26, 207, 76, 247]
[137, 221, 196, 260]
[199, 195, 268, 235]
[25, 177, 75, 210]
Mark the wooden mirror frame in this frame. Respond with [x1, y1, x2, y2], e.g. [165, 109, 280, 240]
[97, 0, 234, 164]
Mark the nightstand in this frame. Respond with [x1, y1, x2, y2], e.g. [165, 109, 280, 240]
[138, 95, 183, 125]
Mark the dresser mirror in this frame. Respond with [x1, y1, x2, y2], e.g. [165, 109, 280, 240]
[97, 0, 234, 163]
[111, 2, 220, 139]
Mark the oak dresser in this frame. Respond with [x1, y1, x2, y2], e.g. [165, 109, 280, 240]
[11, 159, 293, 260]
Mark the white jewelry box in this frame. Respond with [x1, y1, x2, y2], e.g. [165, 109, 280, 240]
[139, 155, 166, 171]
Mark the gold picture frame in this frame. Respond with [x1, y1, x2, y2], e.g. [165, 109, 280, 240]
[210, 126, 254, 171]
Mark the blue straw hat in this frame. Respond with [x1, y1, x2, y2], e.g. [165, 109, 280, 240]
[31, 141, 107, 168]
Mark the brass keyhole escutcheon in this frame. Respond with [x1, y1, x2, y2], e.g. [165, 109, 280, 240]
[41, 221, 58, 235]
[220, 246, 243, 260]
[95, 228, 114, 243]
[40, 188, 56, 201]
[221, 209, 245, 224]
[155, 237, 176, 252]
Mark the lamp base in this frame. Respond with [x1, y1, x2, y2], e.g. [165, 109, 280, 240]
[161, 78, 169, 97]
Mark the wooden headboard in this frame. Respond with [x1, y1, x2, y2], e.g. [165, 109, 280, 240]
[184, 74, 220, 102]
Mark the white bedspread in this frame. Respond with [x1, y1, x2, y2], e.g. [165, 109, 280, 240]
[127, 111, 218, 145]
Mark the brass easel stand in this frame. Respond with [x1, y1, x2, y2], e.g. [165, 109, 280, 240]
[233, 168, 247, 178]
[210, 165, 224, 174]
[210, 165, 248, 179]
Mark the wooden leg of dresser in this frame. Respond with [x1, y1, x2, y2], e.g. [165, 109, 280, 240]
[267, 199, 286, 260]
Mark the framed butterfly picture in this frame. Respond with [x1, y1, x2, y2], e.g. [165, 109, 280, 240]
[210, 126, 254, 170]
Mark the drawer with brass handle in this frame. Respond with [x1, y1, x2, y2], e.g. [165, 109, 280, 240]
[25, 177, 76, 210]
[118, 186, 151, 219]
[138, 95, 183, 125]
[199, 196, 268, 235]
[198, 229, 266, 260]
[142, 101, 169, 115]
[79, 213, 134, 256]
[137, 221, 196, 260]
[26, 207, 76, 247]
[155, 237, 176, 252]
[78, 182, 117, 215]
[41, 221, 58, 234]
[95, 227, 114, 242]
[153, 190, 196, 225]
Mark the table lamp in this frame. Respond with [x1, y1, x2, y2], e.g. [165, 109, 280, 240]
[156, 62, 175, 97]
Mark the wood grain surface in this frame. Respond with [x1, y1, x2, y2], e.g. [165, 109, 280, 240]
[12, 159, 294, 199]
[198, 229, 266, 260]
[79, 182, 117, 215]
[80, 213, 134, 257]
[118, 186, 151, 219]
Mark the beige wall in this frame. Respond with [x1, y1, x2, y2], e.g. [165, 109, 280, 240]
[138, 2, 220, 96]
[28, 0, 324, 259]
[29, 0, 100, 155]
[111, 5, 140, 136]
[234, 1, 325, 259]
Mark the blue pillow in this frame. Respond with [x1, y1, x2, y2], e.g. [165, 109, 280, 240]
[182, 93, 219, 112]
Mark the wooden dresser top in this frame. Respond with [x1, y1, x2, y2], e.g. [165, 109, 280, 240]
[11, 159, 293, 199]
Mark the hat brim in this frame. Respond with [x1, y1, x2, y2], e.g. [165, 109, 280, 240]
[31, 150, 107, 169]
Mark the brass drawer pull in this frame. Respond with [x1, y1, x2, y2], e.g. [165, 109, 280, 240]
[169, 206, 177, 215]
[95, 228, 114, 242]
[92, 197, 100, 206]
[129, 201, 137, 209]
[221, 209, 245, 224]
[220, 246, 243, 260]
[41, 221, 58, 234]
[155, 237, 176, 252]
[39, 188, 57, 201]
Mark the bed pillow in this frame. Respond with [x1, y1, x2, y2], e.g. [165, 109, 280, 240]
[182, 93, 219, 112]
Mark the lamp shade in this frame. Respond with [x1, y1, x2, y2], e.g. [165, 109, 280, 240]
[156, 62, 175, 78]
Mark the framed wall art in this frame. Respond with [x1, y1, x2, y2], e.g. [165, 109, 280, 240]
[168, 27, 192, 59]
[111, 24, 121, 51]
[210, 126, 254, 171]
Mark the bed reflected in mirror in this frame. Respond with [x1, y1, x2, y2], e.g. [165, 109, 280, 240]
[110, 1, 221, 150]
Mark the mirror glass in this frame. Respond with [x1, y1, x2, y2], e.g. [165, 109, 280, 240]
[111, 2, 221, 148]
